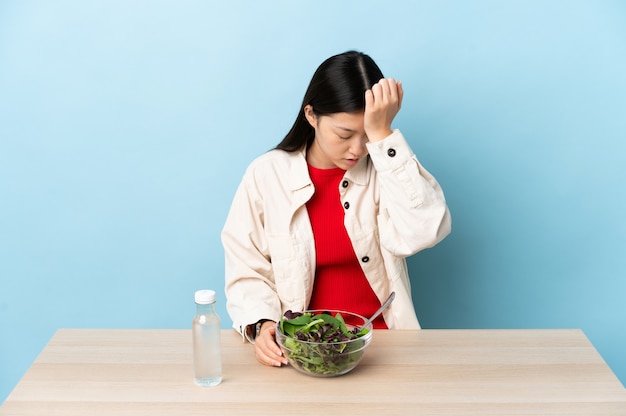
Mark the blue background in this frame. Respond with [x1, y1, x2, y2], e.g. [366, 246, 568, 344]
[1, 0, 625, 402]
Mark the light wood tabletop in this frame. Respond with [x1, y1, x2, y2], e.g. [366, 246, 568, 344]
[1, 328, 625, 415]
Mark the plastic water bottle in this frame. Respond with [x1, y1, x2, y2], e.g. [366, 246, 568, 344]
[192, 289, 222, 387]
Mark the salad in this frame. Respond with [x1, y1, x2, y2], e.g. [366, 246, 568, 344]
[277, 310, 371, 376]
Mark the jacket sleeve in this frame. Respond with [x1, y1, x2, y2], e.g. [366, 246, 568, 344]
[366, 130, 451, 257]
[221, 167, 282, 341]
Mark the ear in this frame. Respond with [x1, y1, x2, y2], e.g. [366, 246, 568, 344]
[303, 105, 317, 129]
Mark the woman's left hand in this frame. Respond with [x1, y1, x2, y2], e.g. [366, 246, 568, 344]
[364, 78, 404, 142]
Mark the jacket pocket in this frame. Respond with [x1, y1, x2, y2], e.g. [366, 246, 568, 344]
[267, 234, 298, 303]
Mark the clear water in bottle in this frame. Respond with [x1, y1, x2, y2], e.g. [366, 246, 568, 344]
[193, 290, 222, 387]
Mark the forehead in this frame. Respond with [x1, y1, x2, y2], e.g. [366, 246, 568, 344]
[324, 112, 365, 132]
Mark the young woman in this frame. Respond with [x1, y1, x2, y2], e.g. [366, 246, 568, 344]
[222, 51, 451, 367]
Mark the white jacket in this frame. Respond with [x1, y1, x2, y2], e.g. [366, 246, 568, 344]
[222, 130, 451, 339]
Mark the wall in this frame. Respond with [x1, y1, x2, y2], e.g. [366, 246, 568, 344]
[1, 0, 625, 402]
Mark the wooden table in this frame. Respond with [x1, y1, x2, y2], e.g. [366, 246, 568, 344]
[1, 329, 625, 415]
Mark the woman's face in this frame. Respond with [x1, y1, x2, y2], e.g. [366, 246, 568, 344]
[304, 105, 368, 170]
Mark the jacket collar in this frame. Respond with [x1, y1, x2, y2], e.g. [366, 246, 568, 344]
[288, 148, 314, 191]
[344, 155, 370, 186]
[289, 148, 371, 190]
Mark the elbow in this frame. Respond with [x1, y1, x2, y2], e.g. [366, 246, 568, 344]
[406, 204, 452, 254]
[431, 205, 452, 247]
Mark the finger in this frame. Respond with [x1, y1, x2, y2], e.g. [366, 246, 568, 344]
[397, 80, 404, 110]
[365, 89, 374, 111]
[386, 78, 398, 103]
[370, 82, 383, 104]
[255, 348, 283, 367]
[255, 340, 285, 367]
[265, 327, 285, 357]
[378, 78, 390, 100]
[259, 328, 288, 366]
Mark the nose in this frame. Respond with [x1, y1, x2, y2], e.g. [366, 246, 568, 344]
[349, 136, 368, 157]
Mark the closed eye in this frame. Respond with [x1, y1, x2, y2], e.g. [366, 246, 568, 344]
[335, 129, 356, 140]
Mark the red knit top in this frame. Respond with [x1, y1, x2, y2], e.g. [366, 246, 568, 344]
[306, 164, 388, 329]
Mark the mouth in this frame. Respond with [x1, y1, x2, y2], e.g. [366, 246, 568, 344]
[345, 158, 359, 165]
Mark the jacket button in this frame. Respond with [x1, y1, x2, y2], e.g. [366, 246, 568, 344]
[387, 148, 396, 157]
[361, 256, 370, 263]
[343, 201, 350, 209]
[342, 180, 349, 188]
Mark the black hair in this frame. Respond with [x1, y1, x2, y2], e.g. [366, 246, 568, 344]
[275, 50, 384, 152]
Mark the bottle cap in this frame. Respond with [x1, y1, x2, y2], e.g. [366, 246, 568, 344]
[194, 289, 216, 304]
